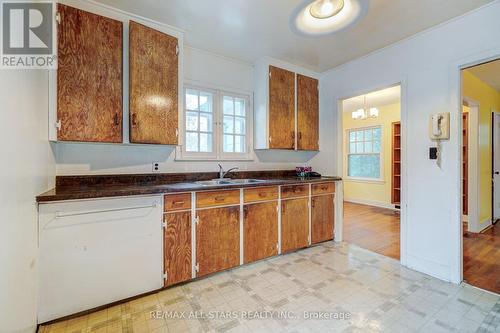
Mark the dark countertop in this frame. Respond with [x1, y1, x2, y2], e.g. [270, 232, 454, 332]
[36, 175, 341, 203]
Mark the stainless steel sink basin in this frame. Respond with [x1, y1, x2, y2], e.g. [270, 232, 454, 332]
[195, 180, 233, 186]
[195, 179, 266, 186]
[227, 179, 266, 184]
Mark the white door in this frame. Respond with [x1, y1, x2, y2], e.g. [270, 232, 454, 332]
[493, 112, 500, 221]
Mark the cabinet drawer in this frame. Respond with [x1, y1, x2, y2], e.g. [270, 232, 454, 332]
[164, 193, 191, 212]
[311, 182, 335, 195]
[244, 186, 278, 203]
[196, 189, 240, 208]
[281, 184, 309, 199]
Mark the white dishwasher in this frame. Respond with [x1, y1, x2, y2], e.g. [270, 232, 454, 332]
[38, 196, 163, 323]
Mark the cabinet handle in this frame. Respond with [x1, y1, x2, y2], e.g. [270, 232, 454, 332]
[113, 113, 119, 126]
[214, 196, 225, 202]
[132, 113, 137, 126]
[243, 206, 248, 219]
[258, 192, 267, 198]
[311, 199, 316, 208]
[172, 201, 184, 205]
[282, 204, 285, 214]
[298, 132, 302, 140]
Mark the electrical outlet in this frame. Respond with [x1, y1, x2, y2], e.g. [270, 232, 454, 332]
[152, 162, 160, 173]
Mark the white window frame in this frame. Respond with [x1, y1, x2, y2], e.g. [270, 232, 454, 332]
[176, 84, 253, 161]
[345, 125, 384, 182]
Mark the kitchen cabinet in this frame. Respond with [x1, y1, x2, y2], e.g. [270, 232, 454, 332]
[56, 4, 123, 143]
[268, 66, 296, 149]
[281, 198, 309, 253]
[311, 194, 334, 244]
[297, 74, 319, 151]
[164, 211, 192, 286]
[38, 196, 162, 323]
[254, 59, 320, 150]
[243, 202, 278, 263]
[196, 206, 240, 277]
[129, 21, 179, 145]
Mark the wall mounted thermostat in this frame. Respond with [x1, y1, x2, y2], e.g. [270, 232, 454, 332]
[429, 112, 450, 140]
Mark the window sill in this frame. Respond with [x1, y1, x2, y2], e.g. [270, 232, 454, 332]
[174, 157, 255, 162]
[344, 177, 385, 184]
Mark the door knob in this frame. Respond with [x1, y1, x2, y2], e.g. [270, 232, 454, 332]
[495, 171, 499, 175]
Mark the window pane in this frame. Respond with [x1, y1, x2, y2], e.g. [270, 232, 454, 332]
[364, 141, 372, 153]
[223, 96, 234, 115]
[373, 140, 381, 153]
[199, 92, 212, 113]
[349, 142, 356, 153]
[199, 133, 212, 152]
[224, 134, 234, 152]
[373, 128, 381, 140]
[348, 154, 380, 178]
[356, 130, 363, 142]
[199, 113, 213, 132]
[364, 129, 372, 140]
[186, 89, 198, 111]
[349, 131, 356, 142]
[234, 98, 245, 116]
[224, 116, 234, 134]
[234, 117, 245, 134]
[186, 112, 198, 131]
[356, 142, 364, 153]
[186, 132, 198, 152]
[235, 135, 245, 153]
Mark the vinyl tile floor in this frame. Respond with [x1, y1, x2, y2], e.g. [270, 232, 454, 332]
[39, 242, 500, 333]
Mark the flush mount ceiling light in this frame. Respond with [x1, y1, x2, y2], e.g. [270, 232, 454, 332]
[309, 0, 344, 19]
[290, 0, 368, 36]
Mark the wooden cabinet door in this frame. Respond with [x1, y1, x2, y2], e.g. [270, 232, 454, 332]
[57, 4, 123, 143]
[129, 21, 178, 144]
[269, 66, 295, 149]
[311, 195, 334, 244]
[297, 74, 319, 151]
[281, 198, 309, 253]
[164, 211, 192, 287]
[243, 202, 278, 264]
[196, 207, 240, 277]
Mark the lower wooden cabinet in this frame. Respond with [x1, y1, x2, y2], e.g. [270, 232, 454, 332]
[243, 202, 278, 264]
[311, 195, 334, 244]
[196, 206, 240, 277]
[281, 198, 309, 253]
[164, 211, 192, 287]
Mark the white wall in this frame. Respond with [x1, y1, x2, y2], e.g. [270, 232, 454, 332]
[311, 1, 500, 282]
[55, 46, 319, 175]
[0, 71, 56, 332]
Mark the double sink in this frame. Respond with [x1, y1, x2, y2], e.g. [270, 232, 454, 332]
[195, 179, 267, 186]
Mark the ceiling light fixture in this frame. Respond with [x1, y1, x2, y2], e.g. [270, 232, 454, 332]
[290, 0, 368, 37]
[352, 95, 379, 120]
[309, 0, 345, 19]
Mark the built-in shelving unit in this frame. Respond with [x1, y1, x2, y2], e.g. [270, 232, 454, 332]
[462, 113, 468, 215]
[391, 122, 401, 207]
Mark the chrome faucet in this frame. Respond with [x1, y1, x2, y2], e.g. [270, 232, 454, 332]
[218, 164, 239, 179]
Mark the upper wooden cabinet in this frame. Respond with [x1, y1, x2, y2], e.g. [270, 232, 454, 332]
[297, 74, 319, 151]
[56, 4, 123, 143]
[254, 59, 320, 150]
[129, 21, 179, 145]
[268, 66, 296, 149]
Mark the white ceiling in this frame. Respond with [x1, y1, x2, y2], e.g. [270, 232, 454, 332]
[466, 59, 500, 91]
[342, 85, 400, 113]
[95, 0, 494, 72]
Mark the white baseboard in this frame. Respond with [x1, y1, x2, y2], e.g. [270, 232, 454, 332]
[344, 198, 398, 211]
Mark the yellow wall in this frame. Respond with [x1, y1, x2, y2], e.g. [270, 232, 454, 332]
[343, 103, 401, 206]
[462, 71, 500, 223]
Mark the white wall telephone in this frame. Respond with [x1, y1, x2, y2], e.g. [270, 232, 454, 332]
[429, 113, 450, 140]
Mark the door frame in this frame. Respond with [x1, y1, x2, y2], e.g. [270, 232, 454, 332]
[492, 110, 500, 224]
[336, 80, 408, 264]
[452, 47, 500, 284]
[462, 97, 481, 233]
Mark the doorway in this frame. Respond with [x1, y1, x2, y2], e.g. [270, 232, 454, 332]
[340, 85, 402, 260]
[461, 58, 500, 294]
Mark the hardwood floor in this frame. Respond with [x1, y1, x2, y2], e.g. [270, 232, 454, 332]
[463, 223, 500, 294]
[343, 202, 400, 260]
